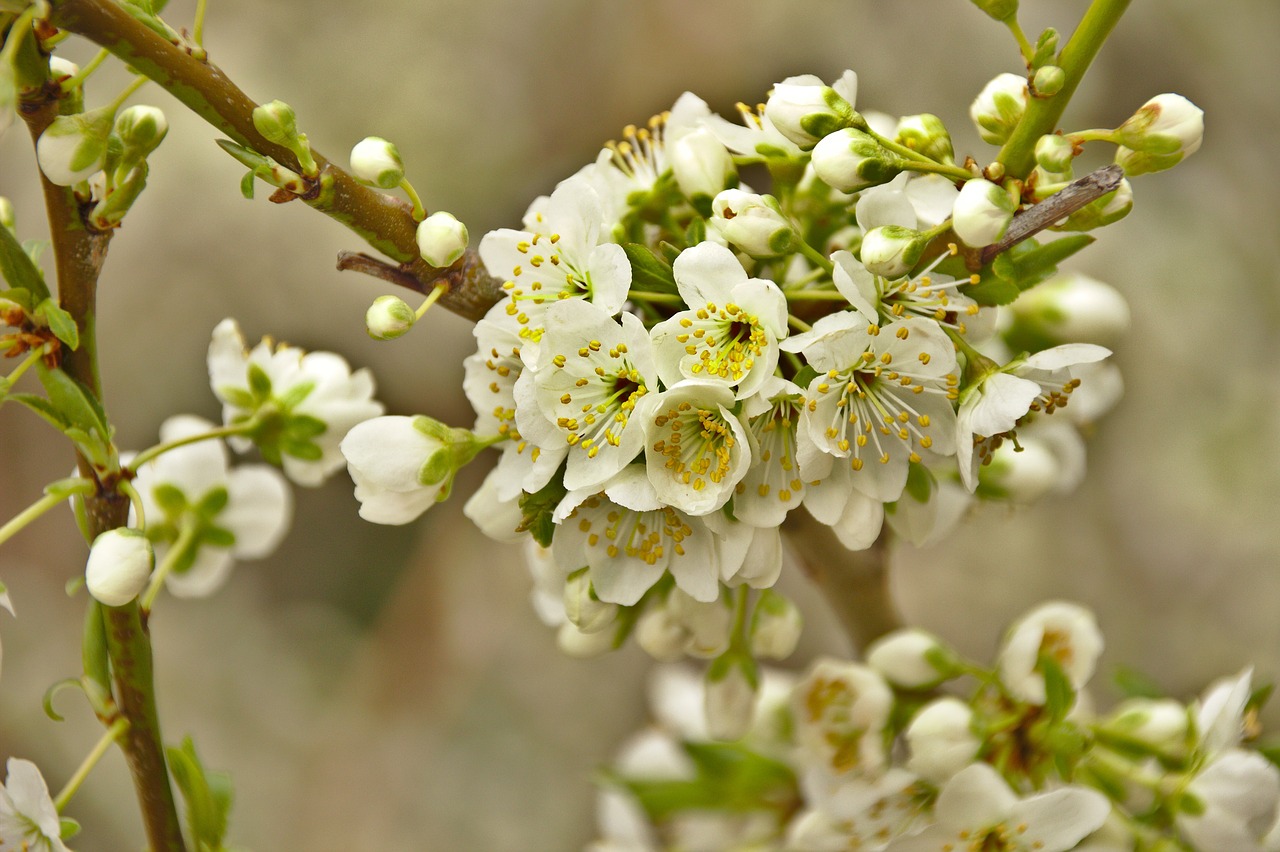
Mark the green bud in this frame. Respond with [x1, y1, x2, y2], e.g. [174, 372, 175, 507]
[969, 0, 1018, 21]
[860, 225, 927, 278]
[1032, 65, 1065, 97]
[1034, 134, 1075, 173]
[252, 100, 300, 147]
[970, 73, 1028, 146]
[1055, 179, 1132, 230]
[114, 105, 168, 160]
[0, 196, 14, 232]
[365, 295, 416, 340]
[895, 113, 954, 164]
[89, 163, 149, 230]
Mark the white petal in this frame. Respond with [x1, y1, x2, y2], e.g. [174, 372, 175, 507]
[164, 546, 235, 598]
[967, 373, 1041, 437]
[1020, 343, 1111, 371]
[339, 416, 438, 493]
[672, 242, 746, 306]
[222, 465, 293, 557]
[934, 763, 1017, 829]
[1011, 786, 1112, 851]
[831, 489, 884, 551]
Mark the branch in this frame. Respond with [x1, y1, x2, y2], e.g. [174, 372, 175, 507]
[979, 164, 1123, 265]
[47, 0, 506, 321]
[783, 513, 901, 653]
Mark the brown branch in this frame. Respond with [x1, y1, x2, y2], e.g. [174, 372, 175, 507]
[979, 164, 1123, 266]
[47, 0, 506, 322]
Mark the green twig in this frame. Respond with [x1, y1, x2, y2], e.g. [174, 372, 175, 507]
[53, 717, 130, 812]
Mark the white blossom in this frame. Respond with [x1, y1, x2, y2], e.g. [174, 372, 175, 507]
[866, 628, 954, 690]
[707, 189, 795, 258]
[731, 377, 807, 528]
[763, 70, 859, 150]
[997, 601, 1103, 706]
[1178, 750, 1280, 851]
[340, 415, 475, 524]
[792, 658, 894, 778]
[904, 698, 979, 784]
[0, 758, 70, 852]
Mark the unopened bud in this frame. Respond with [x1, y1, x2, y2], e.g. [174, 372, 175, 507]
[0, 197, 14, 232]
[764, 70, 859, 150]
[365, 295, 416, 341]
[349, 136, 405, 189]
[36, 105, 116, 186]
[952, 178, 1016, 248]
[866, 628, 959, 689]
[86, 528, 154, 607]
[860, 225, 927, 279]
[1115, 94, 1203, 159]
[635, 603, 688, 662]
[669, 589, 731, 659]
[416, 211, 468, 267]
[1034, 134, 1075, 174]
[811, 128, 903, 193]
[563, 568, 618, 634]
[705, 654, 759, 741]
[750, 590, 802, 660]
[707, 189, 795, 258]
[970, 73, 1029, 146]
[1032, 65, 1066, 97]
[48, 56, 80, 82]
[252, 100, 300, 147]
[1107, 698, 1190, 759]
[114, 105, 168, 159]
[969, 0, 1018, 21]
[670, 128, 736, 210]
[556, 621, 615, 658]
[895, 113, 954, 164]
[1057, 178, 1132, 230]
[905, 698, 980, 783]
[1011, 271, 1130, 346]
[980, 438, 1060, 503]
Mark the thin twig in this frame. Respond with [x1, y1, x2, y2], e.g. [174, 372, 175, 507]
[980, 164, 1123, 265]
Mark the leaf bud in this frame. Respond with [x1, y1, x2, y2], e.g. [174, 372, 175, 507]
[1034, 134, 1075, 173]
[707, 189, 795, 258]
[952, 177, 1017, 248]
[415, 211, 469, 268]
[859, 225, 927, 279]
[670, 127, 736, 211]
[810, 127, 903, 192]
[895, 113, 954, 164]
[704, 653, 759, 741]
[763, 70, 860, 150]
[563, 568, 618, 634]
[252, 100, 317, 176]
[970, 73, 1029, 146]
[749, 590, 802, 660]
[85, 528, 154, 607]
[904, 697, 980, 783]
[1032, 65, 1066, 97]
[36, 105, 116, 186]
[365, 295, 416, 341]
[349, 136, 405, 189]
[866, 628, 960, 689]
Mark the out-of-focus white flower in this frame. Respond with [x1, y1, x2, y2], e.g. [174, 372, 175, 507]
[792, 658, 894, 778]
[1193, 667, 1254, 757]
[970, 72, 1029, 146]
[787, 768, 927, 851]
[750, 590, 802, 660]
[704, 655, 758, 741]
[131, 415, 292, 598]
[1105, 698, 1191, 760]
[866, 628, 957, 690]
[0, 758, 71, 852]
[85, 528, 153, 607]
[207, 318, 384, 486]
[563, 567, 619, 634]
[885, 762, 1109, 851]
[997, 601, 1104, 706]
[704, 100, 805, 162]
[415, 211, 468, 267]
[1009, 272, 1130, 347]
[904, 697, 979, 784]
[763, 70, 859, 150]
[1177, 749, 1280, 851]
[707, 189, 795, 257]
[951, 178, 1016, 248]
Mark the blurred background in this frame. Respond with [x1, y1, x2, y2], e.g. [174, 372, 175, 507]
[1, 0, 1277, 848]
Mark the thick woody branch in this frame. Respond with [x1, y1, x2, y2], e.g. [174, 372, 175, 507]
[47, 0, 505, 321]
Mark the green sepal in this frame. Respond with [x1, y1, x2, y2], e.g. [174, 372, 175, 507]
[153, 483, 187, 515]
[201, 526, 235, 549]
[1039, 652, 1074, 722]
[619, 741, 798, 820]
[903, 461, 934, 504]
[33, 298, 80, 350]
[167, 736, 233, 852]
[1248, 682, 1275, 717]
[791, 364, 819, 390]
[280, 437, 323, 461]
[195, 486, 229, 518]
[82, 599, 111, 693]
[239, 170, 257, 200]
[623, 243, 679, 296]
[517, 470, 568, 549]
[1032, 28, 1060, 68]
[684, 215, 708, 245]
[59, 817, 81, 840]
[217, 386, 257, 411]
[0, 216, 50, 301]
[277, 380, 316, 410]
[284, 412, 326, 439]
[246, 362, 272, 399]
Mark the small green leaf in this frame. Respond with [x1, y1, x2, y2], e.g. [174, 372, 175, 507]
[1, 287, 35, 313]
[167, 737, 232, 852]
[82, 600, 111, 693]
[1040, 652, 1074, 721]
[240, 170, 257, 200]
[0, 218, 50, 302]
[246, 363, 272, 399]
[622, 243, 679, 295]
[518, 469, 568, 549]
[7, 393, 72, 431]
[196, 486, 229, 517]
[281, 438, 323, 461]
[284, 412, 326, 439]
[34, 299, 80, 350]
[36, 363, 110, 439]
[59, 817, 81, 840]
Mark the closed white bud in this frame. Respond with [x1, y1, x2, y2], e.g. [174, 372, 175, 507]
[1107, 698, 1191, 758]
[1116, 94, 1203, 157]
[764, 71, 859, 150]
[896, 113, 954, 164]
[669, 589, 732, 659]
[48, 57, 80, 81]
[860, 225, 927, 279]
[1011, 271, 1130, 346]
[952, 178, 1016, 248]
[866, 628, 958, 689]
[1058, 178, 1132, 230]
[1034, 134, 1075, 173]
[416, 211, 468, 267]
[811, 128, 902, 192]
[905, 697, 980, 783]
[970, 72, 1029, 146]
[86, 529, 154, 607]
[349, 136, 405, 189]
[750, 590, 802, 660]
[708, 189, 794, 258]
[670, 128, 736, 207]
[635, 604, 688, 662]
[365, 295, 416, 341]
[556, 621, 615, 658]
[704, 655, 758, 741]
[36, 105, 115, 186]
[563, 568, 618, 634]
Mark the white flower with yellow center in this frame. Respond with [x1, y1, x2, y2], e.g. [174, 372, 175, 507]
[785, 313, 958, 503]
[636, 380, 751, 517]
[997, 601, 1103, 706]
[650, 242, 788, 399]
[478, 173, 632, 345]
[832, 249, 989, 340]
[792, 658, 894, 779]
[732, 377, 808, 528]
[592, 92, 712, 211]
[519, 299, 657, 492]
[553, 466, 720, 605]
[956, 343, 1110, 492]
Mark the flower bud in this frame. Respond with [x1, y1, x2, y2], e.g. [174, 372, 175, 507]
[1032, 65, 1066, 97]
[86, 528, 154, 607]
[563, 568, 618, 634]
[811, 128, 903, 192]
[905, 697, 980, 783]
[556, 621, 615, 658]
[1115, 94, 1203, 158]
[48, 57, 80, 81]
[970, 73, 1028, 146]
[866, 628, 959, 689]
[750, 590, 802, 660]
[416, 211, 468, 267]
[704, 654, 758, 741]
[114, 105, 168, 161]
[860, 225, 927, 279]
[1107, 698, 1190, 759]
[952, 178, 1016, 248]
[1010, 271, 1130, 346]
[980, 437, 1060, 503]
[1034, 135, 1075, 174]
[969, 0, 1018, 21]
[36, 105, 116, 186]
[669, 589, 731, 659]
[349, 136, 405, 189]
[0, 197, 14, 233]
[1057, 179, 1133, 231]
[635, 604, 688, 662]
[707, 189, 795, 258]
[670, 128, 736, 209]
[895, 113, 954, 164]
[763, 70, 859, 150]
[252, 100, 301, 148]
[365, 295, 416, 341]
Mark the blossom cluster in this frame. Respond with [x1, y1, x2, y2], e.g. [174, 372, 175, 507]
[592, 602, 1280, 851]
[339, 70, 1177, 665]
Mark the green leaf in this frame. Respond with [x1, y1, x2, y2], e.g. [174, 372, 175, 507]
[59, 817, 81, 840]
[82, 600, 111, 693]
[1112, 665, 1165, 699]
[0, 218, 50, 302]
[280, 438, 323, 461]
[960, 235, 1095, 307]
[518, 469, 569, 548]
[34, 299, 80, 350]
[1, 287, 35, 314]
[167, 737, 232, 852]
[239, 170, 257, 200]
[7, 392, 72, 431]
[622, 243, 679, 296]
[1040, 652, 1074, 721]
[36, 363, 110, 438]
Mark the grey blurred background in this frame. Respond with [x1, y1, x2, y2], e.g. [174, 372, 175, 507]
[0, 1, 1277, 849]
